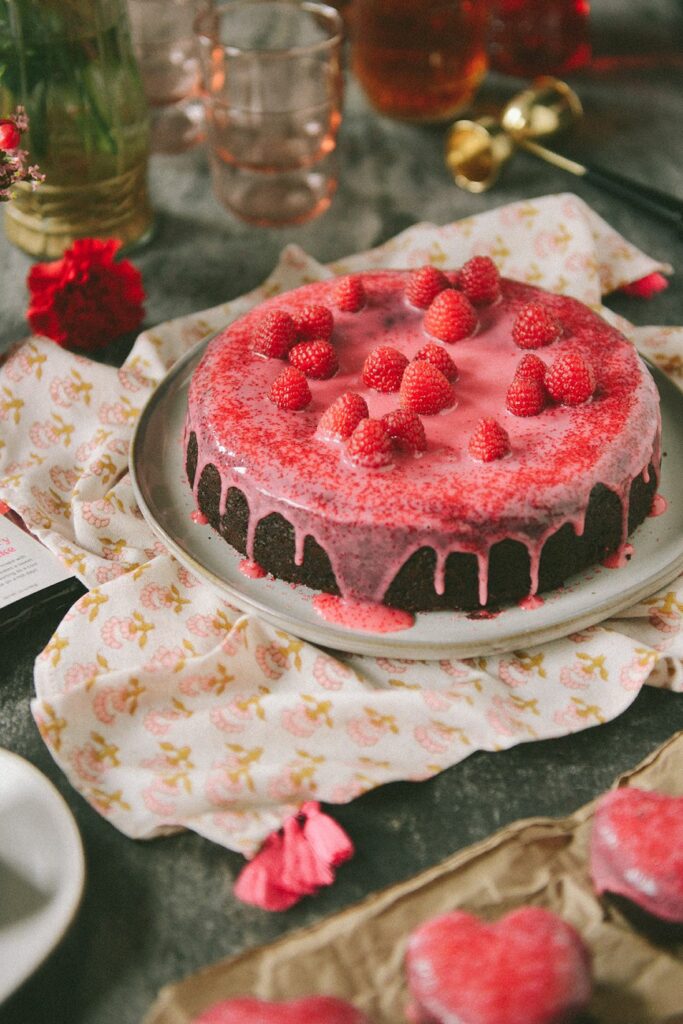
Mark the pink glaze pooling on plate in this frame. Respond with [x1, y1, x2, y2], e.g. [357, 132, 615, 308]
[650, 493, 668, 516]
[191, 509, 208, 524]
[312, 593, 415, 632]
[185, 272, 661, 607]
[239, 558, 267, 579]
[601, 542, 634, 569]
[519, 594, 544, 610]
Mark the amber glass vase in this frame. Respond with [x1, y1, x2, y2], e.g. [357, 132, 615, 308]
[0, 0, 153, 258]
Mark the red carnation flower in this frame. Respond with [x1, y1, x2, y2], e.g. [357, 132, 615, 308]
[26, 238, 145, 352]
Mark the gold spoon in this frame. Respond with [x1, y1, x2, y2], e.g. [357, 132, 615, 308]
[447, 77, 683, 231]
[444, 115, 515, 193]
[445, 77, 581, 193]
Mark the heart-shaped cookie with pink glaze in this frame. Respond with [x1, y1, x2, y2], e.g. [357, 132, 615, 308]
[590, 787, 683, 923]
[193, 996, 369, 1024]
[405, 907, 592, 1024]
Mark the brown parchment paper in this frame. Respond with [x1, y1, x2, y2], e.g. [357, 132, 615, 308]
[144, 733, 683, 1024]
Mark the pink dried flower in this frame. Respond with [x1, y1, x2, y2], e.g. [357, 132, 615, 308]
[0, 107, 44, 201]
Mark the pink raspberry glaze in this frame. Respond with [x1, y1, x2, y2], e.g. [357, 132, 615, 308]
[650, 493, 668, 516]
[239, 558, 267, 579]
[313, 593, 415, 632]
[185, 272, 660, 607]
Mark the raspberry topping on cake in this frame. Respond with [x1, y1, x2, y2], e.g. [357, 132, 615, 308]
[514, 353, 548, 383]
[294, 304, 334, 341]
[269, 365, 312, 410]
[458, 256, 501, 305]
[382, 409, 427, 453]
[289, 339, 338, 379]
[468, 417, 511, 461]
[332, 275, 366, 313]
[506, 376, 547, 417]
[347, 418, 393, 468]
[252, 310, 297, 358]
[405, 265, 450, 309]
[414, 342, 458, 381]
[424, 289, 477, 343]
[400, 360, 455, 415]
[362, 345, 409, 392]
[512, 302, 562, 349]
[318, 392, 369, 440]
[545, 351, 596, 405]
[186, 269, 661, 612]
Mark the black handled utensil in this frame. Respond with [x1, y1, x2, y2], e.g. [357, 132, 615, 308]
[517, 138, 683, 232]
[446, 76, 683, 232]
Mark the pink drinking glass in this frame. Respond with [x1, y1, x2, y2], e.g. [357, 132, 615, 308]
[195, 0, 344, 226]
[128, 0, 207, 153]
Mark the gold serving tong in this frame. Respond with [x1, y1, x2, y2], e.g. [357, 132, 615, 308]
[445, 78, 580, 193]
[446, 77, 683, 232]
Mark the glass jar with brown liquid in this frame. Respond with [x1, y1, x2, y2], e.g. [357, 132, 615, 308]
[350, 0, 489, 122]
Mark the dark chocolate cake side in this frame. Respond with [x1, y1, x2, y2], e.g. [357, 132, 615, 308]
[187, 431, 658, 612]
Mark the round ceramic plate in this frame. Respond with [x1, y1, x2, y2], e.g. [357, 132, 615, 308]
[130, 341, 683, 659]
[0, 749, 85, 1004]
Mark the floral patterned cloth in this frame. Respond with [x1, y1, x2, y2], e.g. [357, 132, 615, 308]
[2, 194, 682, 857]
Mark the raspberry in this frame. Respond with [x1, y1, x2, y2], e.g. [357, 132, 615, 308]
[318, 392, 368, 439]
[414, 342, 458, 382]
[424, 289, 477, 343]
[545, 351, 596, 405]
[252, 310, 297, 358]
[458, 256, 501, 305]
[400, 360, 455, 416]
[382, 408, 427, 453]
[333, 275, 366, 312]
[512, 302, 561, 349]
[468, 418, 511, 462]
[362, 346, 409, 392]
[288, 339, 338, 379]
[268, 366, 311, 410]
[347, 418, 393, 469]
[505, 376, 547, 417]
[513, 353, 547, 383]
[405, 265, 450, 309]
[294, 304, 334, 341]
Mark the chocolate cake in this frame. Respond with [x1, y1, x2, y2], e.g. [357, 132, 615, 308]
[184, 266, 660, 612]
